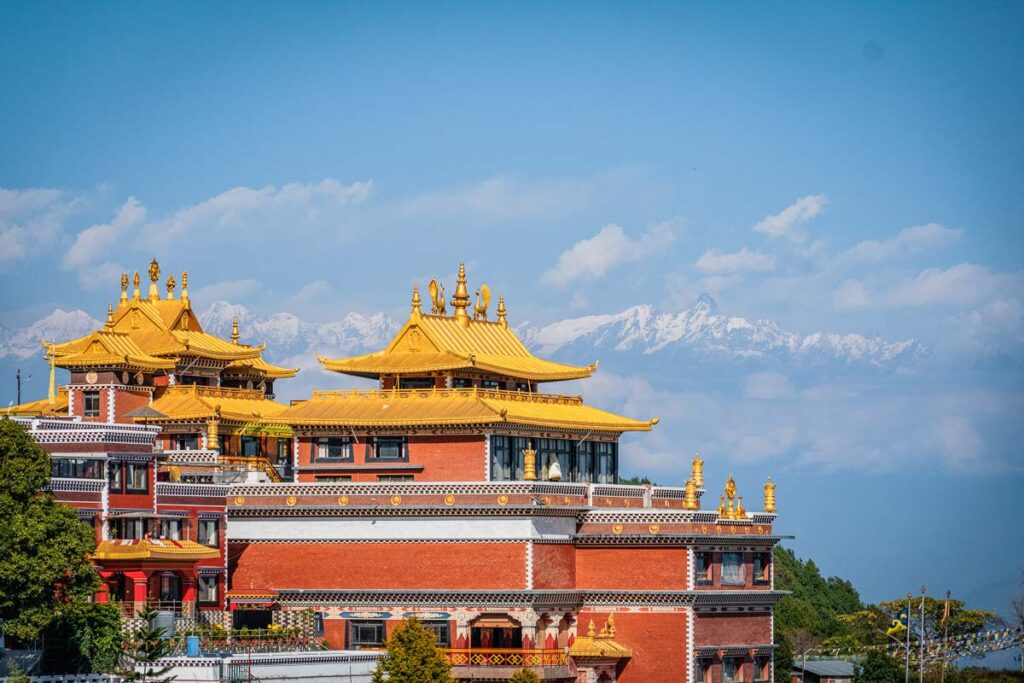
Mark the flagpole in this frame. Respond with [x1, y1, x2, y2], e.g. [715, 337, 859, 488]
[941, 590, 950, 683]
[920, 586, 926, 683]
[906, 592, 912, 683]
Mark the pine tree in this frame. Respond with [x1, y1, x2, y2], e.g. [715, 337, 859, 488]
[854, 651, 903, 683]
[120, 607, 176, 683]
[371, 618, 453, 683]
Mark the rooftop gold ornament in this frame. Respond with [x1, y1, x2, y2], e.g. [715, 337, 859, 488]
[683, 477, 699, 510]
[132, 271, 141, 300]
[411, 283, 422, 316]
[428, 279, 446, 315]
[496, 293, 508, 329]
[718, 474, 748, 520]
[165, 274, 176, 300]
[231, 316, 240, 344]
[105, 303, 114, 329]
[147, 258, 160, 301]
[522, 441, 537, 481]
[181, 271, 189, 301]
[691, 453, 704, 488]
[764, 476, 776, 514]
[451, 262, 472, 325]
[120, 273, 129, 304]
[473, 283, 491, 321]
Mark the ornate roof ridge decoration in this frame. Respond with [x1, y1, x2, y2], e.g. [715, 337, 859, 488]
[318, 262, 598, 383]
[91, 538, 220, 561]
[281, 385, 655, 432]
[570, 614, 632, 659]
[138, 383, 289, 425]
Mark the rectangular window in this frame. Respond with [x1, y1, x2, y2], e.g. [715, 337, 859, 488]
[724, 657, 745, 683]
[313, 611, 325, 637]
[52, 458, 104, 479]
[377, 475, 413, 482]
[697, 658, 714, 683]
[490, 435, 513, 481]
[83, 390, 101, 418]
[198, 519, 219, 547]
[595, 442, 618, 484]
[754, 552, 771, 585]
[539, 438, 572, 482]
[240, 436, 261, 457]
[349, 620, 386, 649]
[315, 437, 353, 461]
[368, 436, 407, 461]
[110, 517, 145, 540]
[695, 551, 714, 585]
[276, 438, 291, 464]
[159, 574, 181, 603]
[755, 657, 771, 682]
[722, 552, 745, 586]
[515, 382, 531, 392]
[174, 434, 199, 451]
[125, 462, 149, 493]
[422, 620, 451, 646]
[315, 476, 353, 482]
[398, 377, 434, 389]
[575, 441, 594, 482]
[452, 377, 472, 388]
[161, 518, 182, 540]
[108, 461, 123, 492]
[198, 575, 218, 604]
[480, 379, 501, 390]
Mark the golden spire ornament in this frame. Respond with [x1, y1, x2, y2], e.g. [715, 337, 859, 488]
[165, 274, 176, 300]
[132, 271, 141, 300]
[764, 476, 776, 514]
[497, 293, 508, 329]
[683, 478, 699, 510]
[147, 258, 160, 301]
[451, 262, 472, 325]
[411, 283, 422, 316]
[691, 453, 704, 488]
[231, 316, 240, 344]
[105, 303, 114, 329]
[717, 495, 726, 517]
[181, 272, 189, 302]
[120, 273, 129, 304]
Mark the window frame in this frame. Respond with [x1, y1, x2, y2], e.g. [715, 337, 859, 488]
[422, 620, 451, 647]
[367, 436, 408, 462]
[721, 552, 746, 586]
[315, 436, 354, 462]
[240, 435, 262, 458]
[348, 620, 387, 649]
[197, 575, 218, 605]
[695, 551, 714, 585]
[82, 390, 101, 418]
[753, 552, 772, 585]
[125, 462, 150, 494]
[108, 461, 123, 492]
[198, 518, 220, 548]
[161, 518, 183, 540]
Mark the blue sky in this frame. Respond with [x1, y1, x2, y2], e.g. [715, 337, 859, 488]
[2, 1, 1022, 635]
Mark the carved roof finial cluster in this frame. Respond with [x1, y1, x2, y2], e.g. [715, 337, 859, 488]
[120, 273, 129, 303]
[132, 271, 141, 300]
[105, 304, 114, 329]
[181, 271, 189, 301]
[231, 316, 240, 344]
[497, 293, 507, 329]
[451, 262, 472, 325]
[411, 283, 422, 316]
[764, 476, 776, 514]
[165, 274, 176, 300]
[691, 453, 704, 488]
[147, 258, 160, 301]
[717, 473, 748, 520]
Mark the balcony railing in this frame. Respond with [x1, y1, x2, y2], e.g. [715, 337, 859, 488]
[118, 600, 195, 618]
[442, 648, 568, 668]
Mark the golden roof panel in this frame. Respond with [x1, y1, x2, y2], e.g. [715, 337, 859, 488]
[50, 331, 176, 371]
[281, 387, 654, 433]
[91, 539, 220, 562]
[139, 385, 288, 424]
[223, 355, 299, 379]
[3, 388, 69, 417]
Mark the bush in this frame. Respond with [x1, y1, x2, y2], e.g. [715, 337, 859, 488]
[510, 669, 541, 683]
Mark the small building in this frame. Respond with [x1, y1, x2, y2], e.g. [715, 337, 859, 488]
[792, 659, 856, 683]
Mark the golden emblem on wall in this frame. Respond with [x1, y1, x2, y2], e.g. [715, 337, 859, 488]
[391, 495, 402, 506]
[235, 496, 245, 506]
[612, 524, 624, 535]
[497, 494, 509, 506]
[286, 495, 297, 506]
[85, 371, 98, 385]
[649, 523, 661, 535]
[444, 494, 456, 506]
[338, 496, 349, 506]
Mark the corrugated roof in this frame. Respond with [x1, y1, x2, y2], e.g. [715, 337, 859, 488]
[92, 539, 220, 561]
[797, 661, 855, 678]
[141, 385, 288, 423]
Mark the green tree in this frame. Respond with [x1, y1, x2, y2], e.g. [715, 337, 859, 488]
[854, 651, 903, 683]
[773, 623, 794, 683]
[875, 596, 996, 644]
[120, 606, 175, 683]
[510, 669, 541, 683]
[0, 418, 100, 642]
[371, 618, 453, 683]
[40, 601, 124, 673]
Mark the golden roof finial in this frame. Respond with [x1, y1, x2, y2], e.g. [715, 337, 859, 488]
[473, 284, 491, 321]
[496, 293, 508, 329]
[428, 280, 446, 315]
[683, 478, 699, 510]
[691, 453, 704, 488]
[132, 271, 141, 300]
[105, 303, 114, 329]
[764, 476, 776, 514]
[147, 258, 160, 301]
[231, 316, 240, 344]
[165, 274, 176, 300]
[736, 495, 746, 518]
[181, 272, 189, 302]
[451, 262, 472, 325]
[411, 283, 422, 316]
[120, 273, 129, 304]
[717, 494, 726, 517]
[587, 619, 596, 637]
[725, 474, 736, 502]
[607, 613, 616, 638]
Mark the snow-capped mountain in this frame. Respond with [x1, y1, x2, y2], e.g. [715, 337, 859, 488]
[200, 301, 400, 362]
[0, 309, 101, 360]
[521, 294, 922, 367]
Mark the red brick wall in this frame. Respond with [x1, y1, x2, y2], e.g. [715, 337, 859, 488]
[229, 542, 526, 590]
[694, 613, 772, 646]
[582, 611, 689, 683]
[532, 543, 575, 589]
[410, 435, 484, 481]
[113, 389, 150, 422]
[576, 547, 688, 590]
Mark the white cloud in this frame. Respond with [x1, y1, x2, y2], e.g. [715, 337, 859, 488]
[190, 279, 263, 309]
[842, 223, 961, 261]
[753, 194, 828, 240]
[62, 197, 146, 269]
[889, 263, 1023, 308]
[541, 221, 676, 287]
[695, 248, 775, 274]
[833, 279, 872, 309]
[743, 371, 794, 400]
[0, 187, 85, 266]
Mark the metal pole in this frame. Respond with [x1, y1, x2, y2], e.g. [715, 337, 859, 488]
[920, 586, 926, 683]
[16, 368, 21, 405]
[906, 593, 912, 683]
[942, 591, 950, 683]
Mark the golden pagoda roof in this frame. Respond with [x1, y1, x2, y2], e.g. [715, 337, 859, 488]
[223, 355, 299, 379]
[281, 387, 656, 433]
[320, 289, 595, 382]
[46, 261, 288, 376]
[138, 385, 288, 424]
[569, 616, 632, 659]
[91, 538, 220, 562]
[3, 387, 69, 417]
